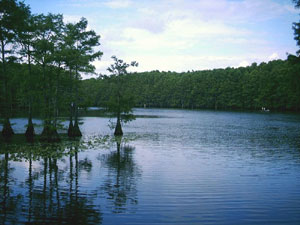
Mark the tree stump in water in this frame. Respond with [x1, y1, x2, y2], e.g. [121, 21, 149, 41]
[2, 118, 14, 138]
[68, 120, 74, 137]
[114, 118, 123, 136]
[25, 118, 35, 141]
[72, 121, 82, 137]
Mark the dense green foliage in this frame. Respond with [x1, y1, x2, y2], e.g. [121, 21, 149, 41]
[82, 59, 300, 112]
[0, 0, 102, 140]
[105, 56, 138, 135]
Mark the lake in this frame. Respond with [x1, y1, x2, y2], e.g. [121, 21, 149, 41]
[1, 108, 300, 224]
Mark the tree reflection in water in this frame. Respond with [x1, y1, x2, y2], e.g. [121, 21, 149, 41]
[0, 136, 142, 224]
[100, 137, 141, 214]
[0, 141, 103, 224]
[0, 152, 23, 225]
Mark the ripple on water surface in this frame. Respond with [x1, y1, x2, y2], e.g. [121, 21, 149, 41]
[1, 109, 300, 224]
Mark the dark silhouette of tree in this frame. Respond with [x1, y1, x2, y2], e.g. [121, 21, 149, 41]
[0, 0, 30, 138]
[106, 56, 138, 135]
[63, 18, 102, 137]
[18, 14, 37, 140]
[0, 152, 23, 224]
[0, 141, 103, 224]
[31, 14, 64, 142]
[293, 0, 300, 55]
[293, 0, 300, 8]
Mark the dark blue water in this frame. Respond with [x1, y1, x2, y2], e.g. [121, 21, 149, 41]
[1, 109, 300, 224]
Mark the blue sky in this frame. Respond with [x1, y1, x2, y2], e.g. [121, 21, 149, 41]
[25, 0, 299, 76]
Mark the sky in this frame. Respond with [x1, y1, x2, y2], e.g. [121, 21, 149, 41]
[25, 0, 299, 77]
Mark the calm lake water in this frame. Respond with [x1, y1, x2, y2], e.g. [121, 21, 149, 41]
[1, 108, 300, 225]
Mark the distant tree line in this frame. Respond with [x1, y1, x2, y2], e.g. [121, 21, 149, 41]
[81, 59, 300, 112]
[82, 0, 300, 113]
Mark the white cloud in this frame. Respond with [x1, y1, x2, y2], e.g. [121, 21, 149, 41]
[238, 60, 250, 68]
[90, 52, 278, 76]
[63, 15, 82, 23]
[268, 52, 279, 60]
[104, 18, 252, 57]
[104, 0, 132, 9]
[167, 19, 250, 38]
[63, 14, 95, 31]
[60, 0, 298, 76]
[133, 0, 296, 27]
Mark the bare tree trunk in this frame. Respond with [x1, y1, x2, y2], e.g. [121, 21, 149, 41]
[25, 48, 35, 140]
[72, 66, 82, 137]
[40, 63, 60, 142]
[114, 94, 123, 136]
[1, 40, 14, 138]
[68, 68, 74, 137]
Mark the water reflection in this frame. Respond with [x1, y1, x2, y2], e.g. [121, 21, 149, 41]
[1, 143, 102, 225]
[0, 152, 20, 225]
[2, 109, 300, 224]
[100, 137, 141, 214]
[0, 136, 142, 224]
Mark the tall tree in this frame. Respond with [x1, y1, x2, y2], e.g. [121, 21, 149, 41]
[0, 0, 30, 138]
[106, 56, 138, 136]
[18, 14, 36, 140]
[31, 13, 64, 142]
[50, 14, 65, 131]
[64, 18, 102, 137]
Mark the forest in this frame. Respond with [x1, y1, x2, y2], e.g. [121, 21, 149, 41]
[82, 59, 300, 111]
[0, 0, 102, 140]
[1, 0, 300, 141]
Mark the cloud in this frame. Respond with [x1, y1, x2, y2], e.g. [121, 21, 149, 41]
[238, 60, 250, 68]
[59, 0, 298, 76]
[104, 0, 132, 9]
[132, 0, 296, 28]
[268, 52, 279, 60]
[105, 18, 252, 57]
[63, 15, 82, 23]
[60, 0, 132, 8]
[91, 52, 277, 76]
